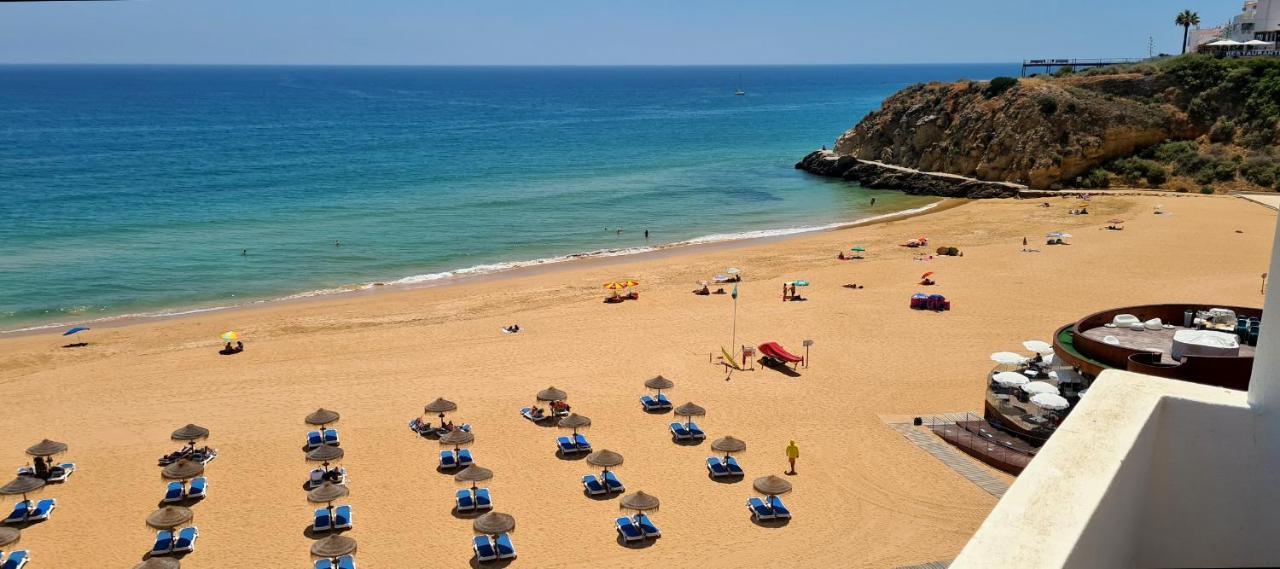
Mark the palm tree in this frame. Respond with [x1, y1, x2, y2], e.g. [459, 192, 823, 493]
[1176, 10, 1201, 54]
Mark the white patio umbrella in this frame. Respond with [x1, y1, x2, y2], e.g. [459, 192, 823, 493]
[1031, 392, 1070, 411]
[725, 267, 741, 275]
[1207, 39, 1243, 46]
[990, 352, 1028, 365]
[992, 372, 1030, 387]
[1042, 353, 1055, 365]
[1244, 39, 1273, 46]
[1022, 340, 1053, 354]
[1021, 381, 1060, 396]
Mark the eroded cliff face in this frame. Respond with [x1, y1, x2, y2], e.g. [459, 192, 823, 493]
[820, 74, 1202, 189]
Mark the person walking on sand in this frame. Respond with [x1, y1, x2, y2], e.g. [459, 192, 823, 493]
[786, 441, 799, 475]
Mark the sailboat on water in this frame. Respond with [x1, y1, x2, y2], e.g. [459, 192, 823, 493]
[734, 74, 746, 96]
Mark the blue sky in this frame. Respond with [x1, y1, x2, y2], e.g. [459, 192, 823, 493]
[0, 0, 1238, 65]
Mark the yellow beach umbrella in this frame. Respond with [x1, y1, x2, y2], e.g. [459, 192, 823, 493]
[619, 279, 640, 288]
[602, 282, 629, 290]
[220, 331, 238, 342]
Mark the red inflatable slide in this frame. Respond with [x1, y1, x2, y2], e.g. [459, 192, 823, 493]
[758, 342, 804, 365]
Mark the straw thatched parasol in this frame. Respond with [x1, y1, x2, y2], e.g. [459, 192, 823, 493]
[473, 511, 515, 535]
[439, 430, 474, 449]
[311, 534, 357, 558]
[643, 375, 674, 393]
[170, 424, 210, 442]
[454, 465, 493, 489]
[146, 506, 194, 529]
[752, 475, 793, 496]
[133, 558, 180, 569]
[674, 402, 706, 426]
[0, 527, 19, 548]
[424, 398, 458, 414]
[0, 476, 45, 503]
[304, 408, 340, 426]
[586, 449, 623, 469]
[307, 482, 349, 504]
[619, 491, 659, 512]
[557, 413, 591, 434]
[711, 436, 747, 457]
[161, 459, 204, 481]
[536, 387, 567, 402]
[307, 444, 345, 464]
[25, 439, 68, 457]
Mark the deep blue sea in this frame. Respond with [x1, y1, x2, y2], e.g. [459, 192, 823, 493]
[0, 64, 1016, 331]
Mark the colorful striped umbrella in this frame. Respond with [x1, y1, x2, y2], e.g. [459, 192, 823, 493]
[220, 331, 238, 342]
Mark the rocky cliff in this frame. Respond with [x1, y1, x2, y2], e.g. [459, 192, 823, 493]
[800, 72, 1204, 190]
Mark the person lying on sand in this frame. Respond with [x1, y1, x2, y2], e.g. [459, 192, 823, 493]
[842, 283, 864, 289]
[837, 251, 847, 260]
[921, 278, 936, 286]
[713, 288, 726, 295]
[693, 285, 710, 295]
[503, 324, 521, 333]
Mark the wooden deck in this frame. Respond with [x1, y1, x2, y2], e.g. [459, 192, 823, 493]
[885, 415, 1010, 498]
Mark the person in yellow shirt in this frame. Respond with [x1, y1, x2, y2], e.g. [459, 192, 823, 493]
[785, 440, 799, 475]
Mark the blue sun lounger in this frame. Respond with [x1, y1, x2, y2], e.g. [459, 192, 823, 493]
[439, 450, 458, 469]
[323, 429, 340, 446]
[768, 496, 792, 519]
[314, 559, 334, 569]
[334, 505, 352, 530]
[656, 393, 672, 407]
[747, 497, 775, 520]
[706, 457, 731, 477]
[173, 526, 198, 553]
[306, 431, 324, 450]
[640, 395, 668, 411]
[573, 434, 591, 451]
[188, 476, 208, 500]
[314, 508, 333, 531]
[615, 517, 644, 542]
[474, 488, 492, 510]
[456, 489, 476, 512]
[669, 423, 693, 440]
[604, 471, 624, 493]
[1, 503, 26, 525]
[457, 449, 474, 467]
[725, 456, 744, 476]
[495, 533, 516, 559]
[687, 422, 706, 439]
[0, 550, 29, 569]
[163, 482, 184, 503]
[46, 463, 74, 483]
[27, 499, 54, 522]
[151, 530, 174, 556]
[582, 474, 607, 495]
[636, 513, 661, 538]
[336, 555, 356, 569]
[473, 535, 497, 562]
[556, 436, 578, 454]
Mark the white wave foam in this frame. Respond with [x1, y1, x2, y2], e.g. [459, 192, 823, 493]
[1, 200, 939, 335]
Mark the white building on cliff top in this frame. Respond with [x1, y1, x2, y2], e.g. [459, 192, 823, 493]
[1187, 0, 1280, 51]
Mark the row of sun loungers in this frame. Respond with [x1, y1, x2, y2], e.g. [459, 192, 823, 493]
[314, 555, 357, 569]
[150, 527, 199, 556]
[163, 477, 208, 503]
[669, 422, 706, 441]
[408, 420, 473, 438]
[746, 496, 791, 520]
[305, 429, 341, 450]
[473, 534, 517, 562]
[640, 394, 672, 411]
[706, 456, 744, 478]
[16, 463, 76, 483]
[615, 514, 661, 541]
[0, 551, 29, 569]
[556, 435, 592, 454]
[582, 472, 624, 495]
[2, 499, 55, 525]
[455, 488, 493, 512]
[313, 506, 353, 532]
[438, 449, 474, 470]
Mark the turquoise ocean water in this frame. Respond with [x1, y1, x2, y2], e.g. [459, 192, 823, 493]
[0, 64, 1015, 332]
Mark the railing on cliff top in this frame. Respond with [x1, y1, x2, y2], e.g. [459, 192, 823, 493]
[1020, 58, 1149, 76]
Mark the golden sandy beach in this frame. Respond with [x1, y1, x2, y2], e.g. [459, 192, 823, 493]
[0, 194, 1273, 569]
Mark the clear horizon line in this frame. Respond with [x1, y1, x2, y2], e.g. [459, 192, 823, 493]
[0, 61, 1026, 68]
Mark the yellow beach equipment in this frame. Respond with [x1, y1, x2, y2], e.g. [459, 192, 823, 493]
[220, 331, 238, 342]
